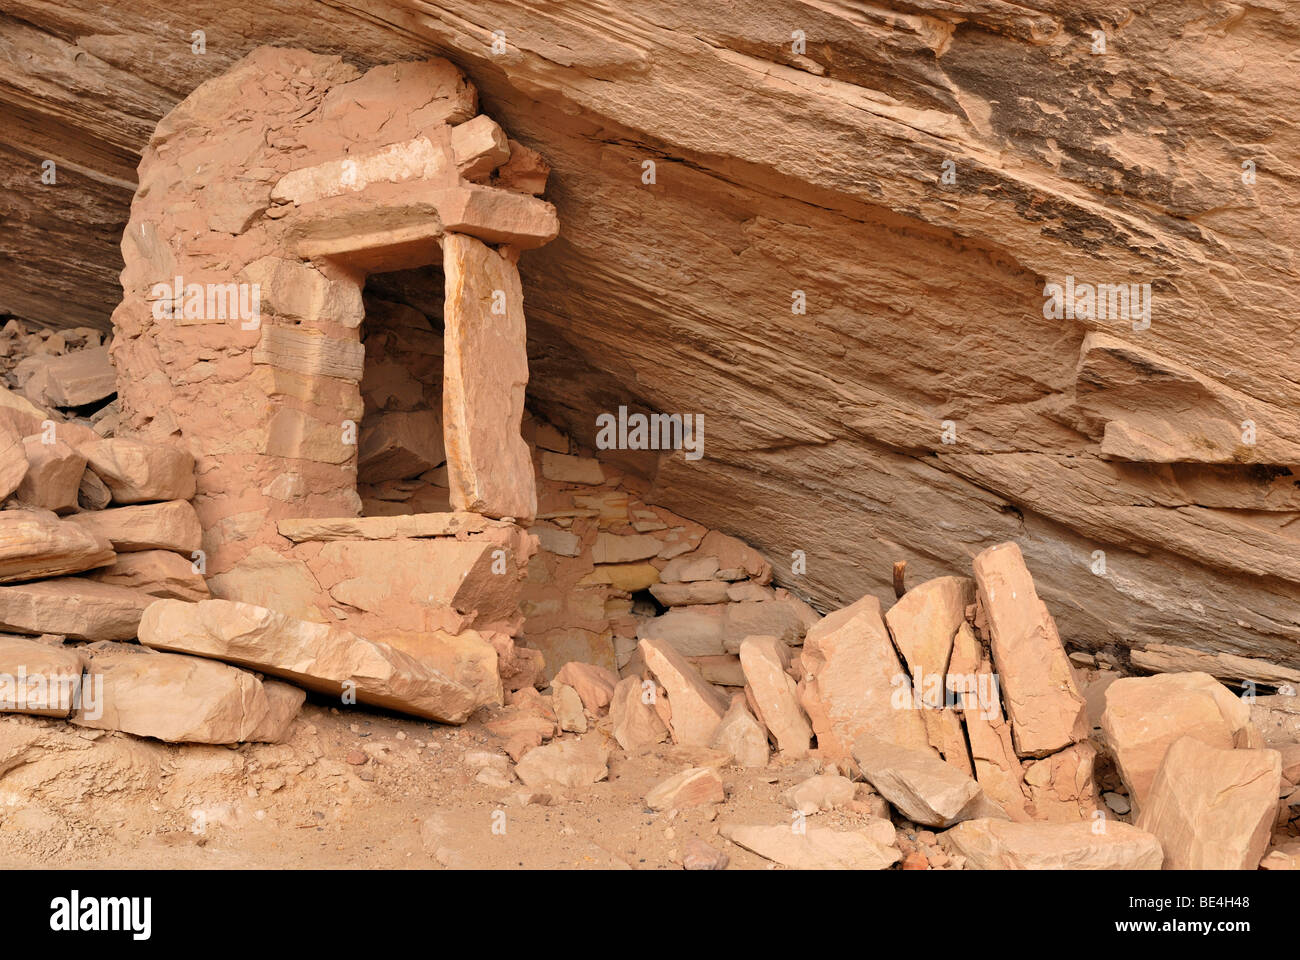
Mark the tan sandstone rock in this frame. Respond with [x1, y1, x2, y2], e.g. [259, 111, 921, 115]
[799, 593, 931, 764]
[66, 500, 202, 554]
[138, 598, 477, 723]
[442, 233, 536, 522]
[83, 549, 210, 601]
[609, 675, 670, 754]
[646, 766, 725, 811]
[15, 437, 85, 513]
[720, 824, 900, 870]
[639, 635, 728, 746]
[1101, 671, 1253, 814]
[0, 511, 115, 583]
[72, 642, 296, 744]
[0, 578, 151, 640]
[0, 635, 85, 717]
[709, 695, 769, 768]
[945, 818, 1163, 870]
[1137, 736, 1281, 870]
[513, 735, 609, 789]
[972, 542, 1086, 757]
[738, 634, 811, 758]
[78, 438, 195, 504]
[853, 736, 1005, 828]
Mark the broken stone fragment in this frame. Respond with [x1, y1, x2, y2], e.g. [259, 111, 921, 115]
[77, 438, 196, 504]
[592, 532, 662, 564]
[784, 774, 856, 815]
[1130, 643, 1300, 688]
[552, 660, 619, 714]
[945, 818, 1163, 870]
[15, 436, 85, 513]
[605, 674, 664, 755]
[30, 345, 116, 408]
[639, 635, 728, 746]
[276, 511, 510, 542]
[884, 575, 974, 695]
[66, 499, 202, 554]
[0, 634, 84, 717]
[78, 468, 111, 510]
[709, 695, 769, 768]
[1136, 736, 1281, 870]
[799, 593, 931, 763]
[441, 233, 536, 522]
[513, 735, 609, 789]
[493, 139, 550, 196]
[551, 681, 587, 733]
[1021, 741, 1101, 822]
[449, 114, 511, 180]
[357, 409, 445, 483]
[720, 823, 901, 870]
[71, 641, 297, 744]
[0, 424, 28, 501]
[83, 549, 211, 602]
[0, 578, 151, 641]
[650, 580, 730, 606]
[972, 542, 1086, 757]
[639, 597, 814, 658]
[1100, 671, 1253, 814]
[646, 766, 725, 811]
[0, 510, 115, 583]
[138, 598, 478, 724]
[738, 635, 811, 758]
[853, 736, 1006, 828]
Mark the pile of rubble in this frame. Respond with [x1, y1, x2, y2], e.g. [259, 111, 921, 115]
[470, 539, 1299, 870]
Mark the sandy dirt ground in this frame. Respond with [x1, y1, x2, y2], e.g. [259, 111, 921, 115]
[0, 699, 940, 870]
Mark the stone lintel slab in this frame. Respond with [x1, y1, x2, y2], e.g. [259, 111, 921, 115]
[277, 511, 515, 542]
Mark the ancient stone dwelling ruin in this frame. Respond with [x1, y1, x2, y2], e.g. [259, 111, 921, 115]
[1, 20, 1299, 875]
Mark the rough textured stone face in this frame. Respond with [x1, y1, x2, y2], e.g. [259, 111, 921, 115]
[7, 3, 1300, 687]
[1137, 736, 1281, 871]
[442, 234, 536, 521]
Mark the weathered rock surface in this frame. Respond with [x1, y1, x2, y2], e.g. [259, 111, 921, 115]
[66, 500, 202, 554]
[1101, 671, 1254, 814]
[72, 641, 298, 744]
[973, 542, 1086, 757]
[0, 579, 152, 640]
[720, 824, 900, 870]
[853, 736, 1004, 828]
[645, 766, 724, 810]
[15, 438, 85, 513]
[639, 635, 727, 746]
[799, 594, 930, 763]
[513, 736, 609, 789]
[0, 635, 85, 717]
[78, 438, 195, 504]
[738, 635, 810, 758]
[83, 549, 211, 601]
[946, 818, 1163, 870]
[709, 695, 768, 768]
[138, 598, 477, 723]
[1136, 736, 1281, 871]
[442, 233, 536, 522]
[9, 7, 1300, 674]
[609, 675, 670, 754]
[0, 511, 115, 583]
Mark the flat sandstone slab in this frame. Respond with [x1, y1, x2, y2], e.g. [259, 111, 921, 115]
[945, 818, 1163, 870]
[277, 512, 511, 542]
[972, 542, 1086, 757]
[0, 578, 153, 641]
[138, 598, 477, 723]
[72, 641, 301, 744]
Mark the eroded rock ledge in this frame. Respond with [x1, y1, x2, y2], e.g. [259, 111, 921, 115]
[2, 3, 1298, 665]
